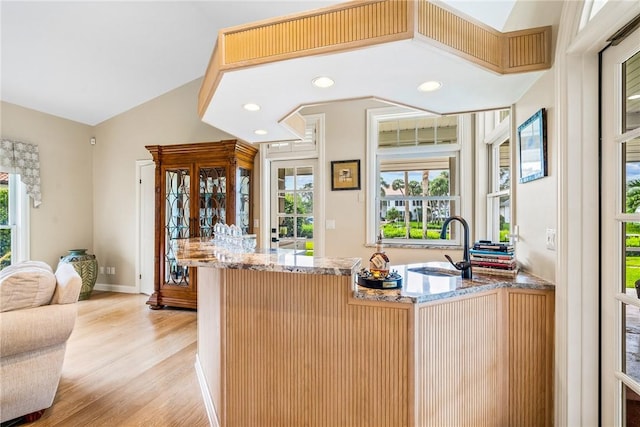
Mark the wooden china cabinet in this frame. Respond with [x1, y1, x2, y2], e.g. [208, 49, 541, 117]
[145, 140, 258, 309]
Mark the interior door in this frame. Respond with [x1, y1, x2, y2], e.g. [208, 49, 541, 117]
[271, 159, 317, 254]
[139, 161, 155, 295]
[601, 27, 640, 426]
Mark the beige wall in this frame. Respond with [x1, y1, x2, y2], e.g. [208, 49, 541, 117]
[2, 74, 557, 286]
[513, 70, 557, 282]
[93, 78, 233, 288]
[1, 101, 94, 268]
[303, 99, 464, 266]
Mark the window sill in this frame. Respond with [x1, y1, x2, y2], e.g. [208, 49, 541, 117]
[365, 242, 463, 250]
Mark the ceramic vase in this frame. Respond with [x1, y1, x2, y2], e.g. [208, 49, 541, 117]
[59, 249, 98, 300]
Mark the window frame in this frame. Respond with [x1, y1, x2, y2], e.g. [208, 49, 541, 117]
[366, 106, 472, 247]
[0, 173, 30, 269]
[485, 115, 512, 243]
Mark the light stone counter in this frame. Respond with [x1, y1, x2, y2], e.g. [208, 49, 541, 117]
[176, 238, 553, 304]
[354, 261, 555, 304]
[175, 237, 360, 276]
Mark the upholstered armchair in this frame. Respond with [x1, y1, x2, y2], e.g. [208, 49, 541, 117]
[0, 261, 82, 423]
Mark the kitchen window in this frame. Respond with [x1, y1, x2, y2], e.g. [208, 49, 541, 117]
[366, 107, 472, 246]
[486, 113, 511, 243]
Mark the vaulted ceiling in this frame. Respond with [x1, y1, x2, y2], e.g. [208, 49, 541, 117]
[1, 1, 561, 138]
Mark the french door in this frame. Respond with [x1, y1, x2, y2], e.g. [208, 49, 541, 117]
[270, 159, 317, 254]
[601, 26, 640, 426]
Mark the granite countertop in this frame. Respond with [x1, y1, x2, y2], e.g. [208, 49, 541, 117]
[175, 238, 361, 276]
[353, 261, 555, 304]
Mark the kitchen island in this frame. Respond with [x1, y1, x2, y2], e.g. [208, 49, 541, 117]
[177, 238, 554, 427]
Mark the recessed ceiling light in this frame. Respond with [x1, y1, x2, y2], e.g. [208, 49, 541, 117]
[254, 129, 268, 135]
[629, 94, 640, 100]
[243, 103, 261, 111]
[312, 76, 335, 88]
[418, 81, 442, 92]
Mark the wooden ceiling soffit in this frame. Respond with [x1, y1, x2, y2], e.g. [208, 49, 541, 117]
[198, 0, 552, 118]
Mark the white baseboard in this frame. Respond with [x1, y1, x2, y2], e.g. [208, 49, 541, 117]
[195, 355, 219, 427]
[94, 283, 139, 294]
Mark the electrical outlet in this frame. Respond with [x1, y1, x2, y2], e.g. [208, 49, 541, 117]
[546, 228, 556, 251]
[99, 266, 105, 274]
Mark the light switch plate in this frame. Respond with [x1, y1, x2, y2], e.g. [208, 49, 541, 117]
[546, 228, 556, 251]
[326, 219, 336, 229]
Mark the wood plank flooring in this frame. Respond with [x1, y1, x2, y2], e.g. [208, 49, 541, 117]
[25, 291, 209, 427]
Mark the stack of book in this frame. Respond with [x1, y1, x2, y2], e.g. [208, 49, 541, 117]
[470, 240, 517, 276]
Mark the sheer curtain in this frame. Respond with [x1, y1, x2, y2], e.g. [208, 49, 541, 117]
[0, 139, 41, 207]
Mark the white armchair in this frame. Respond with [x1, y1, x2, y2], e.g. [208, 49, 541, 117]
[0, 261, 82, 423]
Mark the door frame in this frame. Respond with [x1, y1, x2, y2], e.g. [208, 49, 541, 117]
[601, 29, 640, 425]
[136, 159, 155, 295]
[259, 115, 326, 256]
[553, 1, 640, 425]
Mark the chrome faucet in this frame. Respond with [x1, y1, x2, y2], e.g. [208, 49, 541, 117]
[440, 216, 472, 279]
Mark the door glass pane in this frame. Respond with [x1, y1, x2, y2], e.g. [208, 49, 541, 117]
[237, 167, 250, 233]
[625, 51, 640, 133]
[296, 166, 313, 190]
[278, 192, 293, 214]
[0, 173, 10, 269]
[298, 191, 313, 215]
[625, 138, 640, 213]
[626, 222, 640, 293]
[625, 384, 640, 426]
[278, 217, 293, 239]
[278, 167, 294, 191]
[165, 169, 190, 286]
[624, 303, 640, 385]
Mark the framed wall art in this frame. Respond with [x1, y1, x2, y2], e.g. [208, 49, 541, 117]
[518, 108, 547, 183]
[331, 159, 361, 191]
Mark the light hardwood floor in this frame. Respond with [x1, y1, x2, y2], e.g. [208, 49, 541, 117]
[27, 291, 209, 427]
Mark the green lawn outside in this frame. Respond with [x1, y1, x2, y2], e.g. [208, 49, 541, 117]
[627, 255, 640, 288]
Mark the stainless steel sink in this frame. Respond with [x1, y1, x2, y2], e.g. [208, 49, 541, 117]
[407, 267, 458, 277]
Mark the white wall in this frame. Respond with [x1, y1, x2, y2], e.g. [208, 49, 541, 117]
[92, 78, 233, 288]
[513, 70, 557, 282]
[0, 101, 94, 268]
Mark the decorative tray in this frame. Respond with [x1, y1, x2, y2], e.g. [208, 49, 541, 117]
[356, 269, 403, 289]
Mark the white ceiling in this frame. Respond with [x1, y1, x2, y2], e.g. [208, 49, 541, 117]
[0, 1, 345, 125]
[1, 0, 549, 141]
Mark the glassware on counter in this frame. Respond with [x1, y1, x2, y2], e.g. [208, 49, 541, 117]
[213, 221, 256, 252]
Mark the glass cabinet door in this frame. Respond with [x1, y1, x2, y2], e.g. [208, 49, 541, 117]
[165, 168, 190, 286]
[199, 166, 226, 237]
[237, 167, 251, 234]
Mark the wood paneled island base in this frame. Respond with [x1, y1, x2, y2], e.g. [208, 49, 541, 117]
[194, 265, 553, 427]
[176, 239, 554, 426]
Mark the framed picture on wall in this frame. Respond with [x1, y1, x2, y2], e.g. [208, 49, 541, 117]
[517, 108, 547, 183]
[331, 159, 361, 191]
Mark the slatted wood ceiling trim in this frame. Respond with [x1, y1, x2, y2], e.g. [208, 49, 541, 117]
[223, 1, 410, 66]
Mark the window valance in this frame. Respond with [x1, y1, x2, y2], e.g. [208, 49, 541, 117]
[0, 139, 42, 207]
